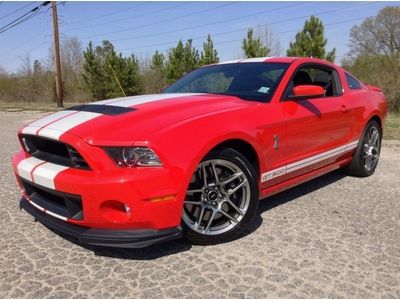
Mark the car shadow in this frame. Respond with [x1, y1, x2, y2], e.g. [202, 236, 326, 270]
[46, 170, 347, 259]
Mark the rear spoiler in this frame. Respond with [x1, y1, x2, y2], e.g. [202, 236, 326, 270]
[366, 85, 382, 92]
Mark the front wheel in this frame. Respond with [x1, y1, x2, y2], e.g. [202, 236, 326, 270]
[182, 148, 259, 245]
[343, 120, 382, 177]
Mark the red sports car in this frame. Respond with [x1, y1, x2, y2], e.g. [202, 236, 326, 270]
[12, 57, 387, 248]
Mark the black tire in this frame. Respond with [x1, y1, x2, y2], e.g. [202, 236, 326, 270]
[343, 120, 382, 177]
[182, 148, 259, 245]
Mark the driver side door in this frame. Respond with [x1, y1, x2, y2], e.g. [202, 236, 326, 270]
[280, 64, 354, 180]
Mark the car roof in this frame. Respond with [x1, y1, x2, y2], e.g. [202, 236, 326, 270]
[214, 56, 338, 68]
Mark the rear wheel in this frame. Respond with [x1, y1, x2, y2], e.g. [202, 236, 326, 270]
[182, 148, 259, 245]
[343, 120, 382, 177]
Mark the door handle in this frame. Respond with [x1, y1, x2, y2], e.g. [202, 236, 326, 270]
[341, 105, 350, 113]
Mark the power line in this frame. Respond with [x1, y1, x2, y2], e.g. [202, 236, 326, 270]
[0, 1, 50, 34]
[80, 2, 241, 40]
[128, 15, 368, 58]
[64, 2, 194, 32]
[97, 2, 308, 45]
[119, 1, 374, 53]
[0, 2, 35, 21]
[67, 2, 149, 25]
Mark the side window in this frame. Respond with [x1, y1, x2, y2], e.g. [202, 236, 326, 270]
[345, 73, 362, 90]
[286, 65, 342, 98]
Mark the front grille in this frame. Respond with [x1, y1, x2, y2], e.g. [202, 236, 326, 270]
[22, 134, 90, 170]
[21, 178, 83, 220]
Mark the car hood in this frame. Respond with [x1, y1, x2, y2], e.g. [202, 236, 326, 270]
[23, 93, 257, 146]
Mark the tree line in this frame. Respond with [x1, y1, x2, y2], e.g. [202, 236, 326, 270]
[0, 6, 399, 112]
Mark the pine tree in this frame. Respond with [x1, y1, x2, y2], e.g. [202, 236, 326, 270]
[242, 28, 269, 58]
[151, 50, 165, 71]
[83, 42, 107, 100]
[83, 40, 142, 100]
[166, 39, 200, 83]
[287, 16, 336, 62]
[200, 34, 219, 65]
[183, 39, 200, 72]
[166, 40, 185, 83]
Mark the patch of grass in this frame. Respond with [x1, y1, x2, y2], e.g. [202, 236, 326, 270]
[0, 101, 84, 112]
[384, 113, 400, 140]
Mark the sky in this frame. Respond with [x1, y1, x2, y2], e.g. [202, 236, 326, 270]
[0, 1, 398, 73]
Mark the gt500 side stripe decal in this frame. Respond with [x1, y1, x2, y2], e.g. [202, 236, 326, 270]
[261, 140, 359, 183]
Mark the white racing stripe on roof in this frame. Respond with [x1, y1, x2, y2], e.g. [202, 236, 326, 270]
[105, 93, 203, 108]
[38, 111, 101, 140]
[22, 110, 77, 135]
[32, 163, 69, 189]
[17, 157, 45, 182]
[217, 59, 242, 65]
[217, 57, 273, 64]
[240, 57, 273, 63]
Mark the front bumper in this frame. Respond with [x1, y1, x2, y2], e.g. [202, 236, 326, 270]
[20, 197, 182, 248]
[12, 149, 185, 231]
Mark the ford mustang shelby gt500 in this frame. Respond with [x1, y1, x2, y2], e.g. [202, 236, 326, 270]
[12, 57, 387, 248]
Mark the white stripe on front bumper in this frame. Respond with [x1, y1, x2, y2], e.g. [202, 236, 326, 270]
[25, 197, 68, 221]
[17, 157, 45, 182]
[31, 163, 69, 189]
[17, 157, 69, 189]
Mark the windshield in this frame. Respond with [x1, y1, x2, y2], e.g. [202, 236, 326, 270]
[163, 62, 289, 102]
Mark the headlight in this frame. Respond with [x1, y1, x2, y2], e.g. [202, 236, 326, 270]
[104, 147, 162, 167]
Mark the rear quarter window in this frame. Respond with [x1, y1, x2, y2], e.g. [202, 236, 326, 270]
[345, 73, 362, 90]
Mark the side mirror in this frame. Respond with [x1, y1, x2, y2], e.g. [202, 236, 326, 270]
[289, 85, 325, 99]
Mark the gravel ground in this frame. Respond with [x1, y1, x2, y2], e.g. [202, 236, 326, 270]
[1, 111, 399, 298]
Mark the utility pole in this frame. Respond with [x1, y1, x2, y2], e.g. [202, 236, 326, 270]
[51, 1, 63, 108]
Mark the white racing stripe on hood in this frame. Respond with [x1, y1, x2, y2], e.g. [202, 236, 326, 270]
[22, 93, 201, 141]
[103, 93, 202, 108]
[37, 111, 101, 140]
[22, 110, 77, 135]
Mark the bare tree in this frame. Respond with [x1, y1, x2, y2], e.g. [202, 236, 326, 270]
[255, 25, 282, 56]
[349, 6, 400, 57]
[47, 36, 89, 102]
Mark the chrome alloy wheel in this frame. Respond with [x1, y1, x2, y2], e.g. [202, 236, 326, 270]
[183, 159, 251, 236]
[363, 126, 380, 172]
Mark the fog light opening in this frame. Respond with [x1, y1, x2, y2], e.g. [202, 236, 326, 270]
[100, 200, 132, 223]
